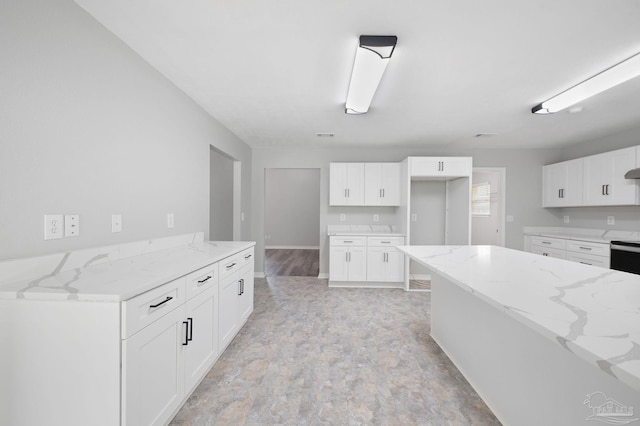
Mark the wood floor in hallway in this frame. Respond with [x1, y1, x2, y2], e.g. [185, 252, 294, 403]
[169, 276, 500, 425]
[264, 248, 319, 277]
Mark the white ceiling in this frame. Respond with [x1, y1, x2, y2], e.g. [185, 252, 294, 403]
[75, 0, 640, 150]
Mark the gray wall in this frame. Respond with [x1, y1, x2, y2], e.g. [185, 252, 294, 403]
[210, 149, 234, 241]
[0, 0, 251, 260]
[252, 145, 562, 276]
[264, 169, 320, 247]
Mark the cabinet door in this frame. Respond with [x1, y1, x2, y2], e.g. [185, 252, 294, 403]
[543, 159, 583, 207]
[380, 163, 401, 206]
[346, 246, 367, 282]
[410, 157, 472, 177]
[385, 248, 405, 282]
[238, 265, 254, 323]
[219, 274, 240, 351]
[366, 247, 385, 281]
[583, 147, 638, 206]
[330, 163, 365, 206]
[122, 307, 185, 426]
[329, 246, 349, 281]
[184, 286, 218, 394]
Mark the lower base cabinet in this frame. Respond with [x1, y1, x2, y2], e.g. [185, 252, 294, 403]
[329, 236, 405, 285]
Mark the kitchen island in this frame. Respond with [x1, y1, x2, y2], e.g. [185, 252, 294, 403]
[397, 245, 640, 426]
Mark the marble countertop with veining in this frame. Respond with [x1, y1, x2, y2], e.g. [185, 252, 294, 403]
[0, 241, 255, 302]
[523, 226, 640, 244]
[327, 225, 405, 237]
[397, 245, 640, 392]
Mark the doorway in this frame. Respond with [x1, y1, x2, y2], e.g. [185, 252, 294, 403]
[264, 168, 321, 277]
[210, 147, 241, 241]
[471, 168, 506, 246]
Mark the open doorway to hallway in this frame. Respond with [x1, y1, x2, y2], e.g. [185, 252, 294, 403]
[264, 168, 320, 277]
[471, 168, 506, 246]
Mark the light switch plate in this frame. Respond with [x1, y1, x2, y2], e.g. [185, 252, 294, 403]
[411, 214, 417, 222]
[506, 215, 514, 222]
[339, 214, 346, 222]
[563, 216, 570, 224]
[44, 215, 64, 240]
[607, 216, 615, 225]
[65, 215, 80, 237]
[373, 214, 379, 222]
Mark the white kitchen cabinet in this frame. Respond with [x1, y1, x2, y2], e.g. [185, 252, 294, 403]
[122, 305, 185, 426]
[329, 163, 365, 205]
[409, 156, 472, 178]
[329, 237, 367, 282]
[542, 158, 583, 207]
[582, 146, 639, 206]
[364, 163, 401, 206]
[366, 236, 405, 282]
[526, 235, 609, 267]
[218, 247, 254, 351]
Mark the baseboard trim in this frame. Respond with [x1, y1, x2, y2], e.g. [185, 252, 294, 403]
[254, 272, 265, 278]
[409, 274, 432, 281]
[328, 281, 404, 289]
[317, 273, 329, 279]
[265, 245, 320, 250]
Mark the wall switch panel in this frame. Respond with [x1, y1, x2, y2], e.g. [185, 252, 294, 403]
[112, 214, 122, 233]
[167, 213, 175, 228]
[373, 214, 379, 222]
[563, 216, 570, 224]
[44, 215, 64, 240]
[607, 216, 615, 225]
[241, 212, 245, 222]
[506, 215, 514, 222]
[411, 214, 417, 222]
[64, 215, 80, 237]
[339, 214, 346, 222]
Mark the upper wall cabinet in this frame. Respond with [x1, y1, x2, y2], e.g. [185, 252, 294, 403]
[542, 146, 640, 208]
[409, 157, 472, 178]
[583, 146, 639, 206]
[330, 162, 401, 206]
[329, 163, 365, 206]
[542, 158, 583, 207]
[364, 163, 401, 206]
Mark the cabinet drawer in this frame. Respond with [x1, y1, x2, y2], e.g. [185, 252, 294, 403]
[567, 252, 610, 268]
[330, 236, 366, 246]
[239, 247, 255, 267]
[185, 263, 219, 300]
[530, 246, 566, 260]
[367, 236, 405, 247]
[122, 277, 185, 339]
[531, 236, 566, 250]
[565, 240, 609, 257]
[219, 254, 240, 281]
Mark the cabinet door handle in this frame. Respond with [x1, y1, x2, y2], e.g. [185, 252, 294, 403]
[558, 189, 561, 198]
[602, 184, 605, 195]
[606, 184, 610, 195]
[382, 188, 385, 197]
[187, 317, 193, 341]
[345, 188, 347, 198]
[226, 262, 236, 269]
[347, 188, 350, 198]
[149, 296, 172, 309]
[182, 321, 189, 346]
[197, 275, 212, 285]
[241, 278, 245, 295]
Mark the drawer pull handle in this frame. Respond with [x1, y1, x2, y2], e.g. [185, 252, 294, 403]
[244, 254, 252, 259]
[381, 241, 391, 244]
[541, 241, 551, 245]
[578, 247, 592, 251]
[579, 261, 592, 265]
[197, 275, 212, 285]
[149, 296, 172, 309]
[226, 262, 237, 269]
[343, 241, 353, 243]
[187, 317, 193, 342]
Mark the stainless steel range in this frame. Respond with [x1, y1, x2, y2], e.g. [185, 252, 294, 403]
[610, 241, 640, 275]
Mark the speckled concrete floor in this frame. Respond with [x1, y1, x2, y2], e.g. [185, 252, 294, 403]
[170, 276, 501, 425]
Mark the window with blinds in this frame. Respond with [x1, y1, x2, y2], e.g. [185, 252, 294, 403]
[472, 182, 491, 216]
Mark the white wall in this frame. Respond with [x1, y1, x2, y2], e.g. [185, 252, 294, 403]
[264, 169, 320, 248]
[0, 0, 251, 260]
[252, 146, 562, 276]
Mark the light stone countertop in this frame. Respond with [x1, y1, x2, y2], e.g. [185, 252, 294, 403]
[523, 226, 640, 244]
[397, 244, 640, 392]
[0, 240, 255, 302]
[327, 224, 405, 237]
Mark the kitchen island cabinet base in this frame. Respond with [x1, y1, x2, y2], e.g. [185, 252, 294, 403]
[328, 280, 403, 289]
[431, 273, 639, 426]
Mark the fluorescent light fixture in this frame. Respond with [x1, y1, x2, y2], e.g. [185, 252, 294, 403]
[345, 35, 398, 114]
[532, 51, 640, 114]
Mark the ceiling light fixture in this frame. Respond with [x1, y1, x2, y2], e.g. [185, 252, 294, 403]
[532, 51, 640, 114]
[345, 35, 398, 115]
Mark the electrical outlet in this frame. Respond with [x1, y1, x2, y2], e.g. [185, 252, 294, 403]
[65, 215, 80, 237]
[563, 216, 570, 224]
[44, 215, 64, 240]
[411, 213, 417, 222]
[112, 214, 122, 233]
[167, 213, 175, 228]
[506, 215, 514, 223]
[373, 214, 379, 222]
[241, 212, 245, 222]
[339, 214, 346, 222]
[607, 216, 615, 225]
